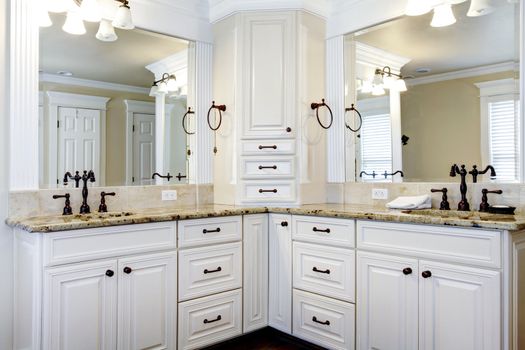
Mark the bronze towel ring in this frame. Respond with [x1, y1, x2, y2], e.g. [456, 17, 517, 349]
[345, 104, 362, 132]
[311, 99, 334, 129]
[207, 101, 226, 131]
[182, 107, 195, 135]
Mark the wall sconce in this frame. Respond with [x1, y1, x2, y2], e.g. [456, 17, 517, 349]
[363, 66, 407, 96]
[150, 73, 178, 96]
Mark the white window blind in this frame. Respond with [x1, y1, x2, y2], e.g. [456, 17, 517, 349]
[488, 95, 520, 182]
[360, 112, 392, 181]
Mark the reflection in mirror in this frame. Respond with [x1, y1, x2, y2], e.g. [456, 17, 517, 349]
[345, 0, 520, 183]
[39, 13, 193, 188]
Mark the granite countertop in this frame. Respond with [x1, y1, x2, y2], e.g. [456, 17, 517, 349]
[6, 203, 525, 233]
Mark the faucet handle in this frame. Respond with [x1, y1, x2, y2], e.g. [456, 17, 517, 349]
[99, 192, 116, 213]
[480, 189, 503, 212]
[431, 188, 450, 211]
[53, 193, 73, 216]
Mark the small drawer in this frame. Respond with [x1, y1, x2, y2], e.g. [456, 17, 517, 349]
[293, 242, 355, 302]
[178, 216, 242, 248]
[293, 215, 355, 248]
[43, 222, 177, 266]
[243, 181, 296, 203]
[178, 289, 242, 350]
[179, 242, 242, 301]
[242, 140, 295, 156]
[293, 289, 355, 350]
[357, 221, 502, 268]
[241, 157, 295, 179]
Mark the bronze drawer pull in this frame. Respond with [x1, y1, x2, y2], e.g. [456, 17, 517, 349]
[203, 315, 222, 324]
[313, 227, 331, 233]
[203, 228, 221, 234]
[204, 267, 222, 274]
[312, 316, 330, 326]
[258, 145, 277, 150]
[259, 189, 278, 193]
[313, 267, 330, 274]
[258, 165, 277, 170]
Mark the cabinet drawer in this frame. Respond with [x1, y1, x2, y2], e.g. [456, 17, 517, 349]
[178, 289, 242, 350]
[293, 289, 355, 350]
[43, 222, 177, 266]
[242, 140, 295, 155]
[241, 157, 295, 179]
[293, 215, 355, 248]
[178, 216, 242, 248]
[293, 242, 355, 302]
[357, 221, 502, 268]
[243, 181, 296, 203]
[179, 242, 242, 301]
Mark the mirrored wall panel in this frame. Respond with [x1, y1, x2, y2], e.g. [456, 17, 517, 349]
[345, 0, 520, 183]
[39, 13, 194, 188]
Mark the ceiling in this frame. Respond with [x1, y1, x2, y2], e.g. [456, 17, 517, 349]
[354, 0, 518, 77]
[39, 13, 189, 88]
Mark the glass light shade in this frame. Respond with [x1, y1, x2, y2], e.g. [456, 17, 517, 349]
[372, 85, 386, 96]
[46, 0, 73, 13]
[383, 75, 396, 89]
[157, 81, 169, 94]
[361, 80, 373, 93]
[96, 19, 118, 42]
[431, 4, 456, 27]
[80, 0, 101, 22]
[112, 4, 134, 30]
[394, 79, 408, 92]
[149, 84, 159, 97]
[405, 0, 432, 16]
[39, 7, 53, 27]
[467, 0, 495, 17]
[166, 76, 179, 92]
[372, 72, 384, 86]
[62, 10, 86, 35]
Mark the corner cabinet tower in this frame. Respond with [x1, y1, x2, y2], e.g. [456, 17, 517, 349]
[213, 11, 327, 206]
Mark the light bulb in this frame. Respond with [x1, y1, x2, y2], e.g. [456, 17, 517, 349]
[62, 10, 86, 35]
[46, 0, 74, 13]
[394, 79, 408, 92]
[80, 0, 101, 22]
[166, 75, 179, 92]
[372, 85, 386, 96]
[112, 3, 134, 30]
[96, 19, 118, 42]
[431, 4, 456, 27]
[467, 0, 495, 17]
[405, 0, 432, 16]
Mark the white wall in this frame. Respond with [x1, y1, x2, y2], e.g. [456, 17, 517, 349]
[0, 0, 12, 348]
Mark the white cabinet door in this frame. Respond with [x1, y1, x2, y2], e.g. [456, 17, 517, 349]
[118, 252, 177, 350]
[268, 213, 292, 334]
[43, 259, 118, 350]
[243, 214, 269, 332]
[419, 260, 500, 350]
[133, 113, 155, 185]
[357, 252, 419, 350]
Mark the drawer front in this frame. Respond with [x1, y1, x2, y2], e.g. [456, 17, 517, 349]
[293, 289, 355, 350]
[293, 215, 355, 248]
[242, 140, 295, 155]
[43, 222, 177, 266]
[179, 242, 242, 301]
[243, 181, 296, 203]
[293, 242, 355, 302]
[178, 216, 242, 248]
[241, 157, 295, 179]
[178, 289, 242, 350]
[357, 221, 502, 268]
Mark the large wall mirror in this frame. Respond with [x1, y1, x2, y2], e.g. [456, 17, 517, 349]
[344, 0, 520, 183]
[39, 12, 195, 188]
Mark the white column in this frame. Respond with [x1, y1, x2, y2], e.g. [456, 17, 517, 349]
[390, 90, 403, 183]
[155, 92, 166, 185]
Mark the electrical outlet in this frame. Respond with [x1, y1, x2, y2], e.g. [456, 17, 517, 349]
[162, 190, 178, 201]
[372, 188, 388, 200]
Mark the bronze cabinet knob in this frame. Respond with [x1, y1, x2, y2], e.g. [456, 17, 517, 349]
[422, 270, 432, 278]
[105, 269, 114, 277]
[281, 221, 288, 227]
[123, 267, 132, 274]
[403, 267, 413, 275]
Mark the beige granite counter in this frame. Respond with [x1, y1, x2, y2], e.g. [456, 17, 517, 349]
[6, 203, 525, 233]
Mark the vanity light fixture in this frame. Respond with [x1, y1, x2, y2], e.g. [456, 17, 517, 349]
[150, 73, 179, 96]
[467, 0, 495, 17]
[431, 3, 457, 27]
[112, 0, 135, 30]
[362, 66, 407, 96]
[96, 19, 118, 42]
[62, 8, 87, 35]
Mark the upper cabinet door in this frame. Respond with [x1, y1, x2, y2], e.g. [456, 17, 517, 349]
[357, 252, 419, 350]
[241, 12, 296, 139]
[117, 252, 177, 350]
[419, 260, 500, 350]
[43, 259, 118, 350]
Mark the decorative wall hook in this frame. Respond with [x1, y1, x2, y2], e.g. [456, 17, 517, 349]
[207, 101, 227, 154]
[345, 104, 362, 132]
[182, 107, 195, 135]
[311, 98, 334, 129]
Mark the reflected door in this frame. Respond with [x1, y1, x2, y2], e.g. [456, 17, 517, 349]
[57, 107, 101, 186]
[133, 113, 155, 185]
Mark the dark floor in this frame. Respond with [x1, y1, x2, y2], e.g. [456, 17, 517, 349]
[202, 327, 327, 350]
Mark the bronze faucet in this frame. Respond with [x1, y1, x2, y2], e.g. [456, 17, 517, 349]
[431, 188, 450, 210]
[80, 170, 96, 214]
[469, 165, 496, 183]
[63, 171, 82, 187]
[53, 193, 73, 215]
[99, 192, 116, 213]
[450, 164, 470, 211]
[479, 189, 503, 212]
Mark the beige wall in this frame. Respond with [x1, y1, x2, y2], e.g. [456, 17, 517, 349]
[40, 82, 154, 186]
[401, 71, 516, 182]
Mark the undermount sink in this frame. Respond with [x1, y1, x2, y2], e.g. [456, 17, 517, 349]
[69, 212, 136, 220]
[401, 209, 516, 222]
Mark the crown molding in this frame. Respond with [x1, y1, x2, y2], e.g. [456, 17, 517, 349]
[355, 42, 411, 74]
[40, 73, 150, 95]
[146, 50, 188, 79]
[475, 78, 518, 97]
[46, 91, 111, 110]
[208, 0, 330, 23]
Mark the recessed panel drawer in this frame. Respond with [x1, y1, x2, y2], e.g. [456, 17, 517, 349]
[293, 215, 355, 248]
[242, 140, 295, 155]
[293, 289, 355, 350]
[293, 242, 355, 303]
[178, 216, 242, 248]
[241, 157, 295, 179]
[178, 242, 242, 301]
[243, 181, 296, 203]
[357, 221, 502, 268]
[178, 289, 242, 350]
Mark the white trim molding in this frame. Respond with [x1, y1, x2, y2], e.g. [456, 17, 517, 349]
[146, 50, 189, 79]
[355, 42, 411, 76]
[40, 73, 150, 95]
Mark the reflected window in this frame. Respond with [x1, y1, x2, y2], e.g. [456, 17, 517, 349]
[360, 109, 393, 182]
